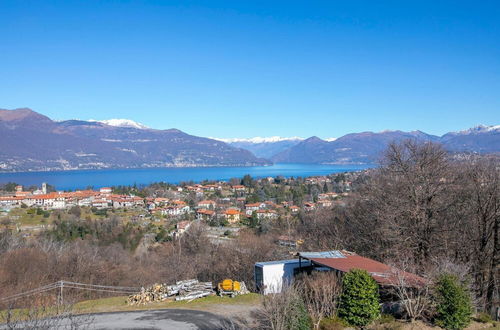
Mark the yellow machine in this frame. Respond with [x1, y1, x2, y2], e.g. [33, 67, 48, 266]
[217, 279, 241, 297]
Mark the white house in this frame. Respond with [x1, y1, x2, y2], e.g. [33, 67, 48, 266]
[245, 202, 266, 215]
[256, 210, 278, 220]
[162, 205, 190, 216]
[99, 187, 112, 194]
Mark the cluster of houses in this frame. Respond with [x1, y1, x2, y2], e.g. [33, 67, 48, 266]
[1, 175, 354, 231]
[0, 184, 144, 211]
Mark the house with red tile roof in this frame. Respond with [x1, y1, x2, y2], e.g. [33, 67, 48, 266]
[220, 208, 241, 224]
[197, 200, 217, 209]
[196, 208, 215, 221]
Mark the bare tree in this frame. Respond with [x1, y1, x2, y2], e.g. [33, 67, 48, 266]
[455, 158, 499, 314]
[387, 258, 432, 321]
[336, 140, 458, 266]
[297, 272, 341, 329]
[256, 283, 303, 330]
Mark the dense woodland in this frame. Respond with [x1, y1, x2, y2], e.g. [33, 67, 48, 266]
[0, 141, 498, 322]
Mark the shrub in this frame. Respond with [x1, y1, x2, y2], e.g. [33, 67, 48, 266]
[258, 284, 312, 330]
[474, 312, 492, 323]
[433, 274, 473, 330]
[319, 317, 348, 330]
[286, 294, 313, 330]
[372, 314, 403, 330]
[298, 272, 341, 329]
[338, 269, 380, 327]
[378, 313, 396, 324]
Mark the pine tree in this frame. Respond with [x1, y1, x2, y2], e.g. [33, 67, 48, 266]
[338, 269, 380, 326]
[434, 274, 473, 330]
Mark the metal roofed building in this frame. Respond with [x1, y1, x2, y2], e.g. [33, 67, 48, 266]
[296, 250, 426, 287]
[254, 259, 311, 295]
[254, 250, 426, 295]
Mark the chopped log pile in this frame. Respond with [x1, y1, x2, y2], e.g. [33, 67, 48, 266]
[127, 279, 214, 305]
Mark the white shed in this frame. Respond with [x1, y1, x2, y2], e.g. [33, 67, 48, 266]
[254, 259, 311, 295]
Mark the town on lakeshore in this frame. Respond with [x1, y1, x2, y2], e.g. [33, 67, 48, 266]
[0, 171, 360, 243]
[2, 1, 499, 328]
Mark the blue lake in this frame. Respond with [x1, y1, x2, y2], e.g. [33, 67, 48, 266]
[0, 164, 375, 191]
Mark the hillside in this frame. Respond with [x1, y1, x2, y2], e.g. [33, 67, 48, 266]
[270, 128, 498, 164]
[0, 108, 269, 172]
[224, 137, 304, 159]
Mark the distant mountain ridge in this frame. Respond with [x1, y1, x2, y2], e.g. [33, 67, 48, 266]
[214, 136, 305, 143]
[1, 108, 498, 171]
[220, 137, 305, 159]
[216, 136, 338, 159]
[89, 118, 149, 129]
[0, 108, 269, 172]
[269, 127, 499, 164]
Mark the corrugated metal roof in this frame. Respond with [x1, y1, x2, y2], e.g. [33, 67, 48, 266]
[255, 259, 310, 267]
[298, 250, 345, 259]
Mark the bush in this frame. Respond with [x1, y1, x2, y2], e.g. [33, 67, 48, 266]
[378, 313, 396, 324]
[372, 314, 403, 330]
[474, 312, 492, 323]
[433, 274, 473, 330]
[338, 269, 381, 327]
[287, 294, 313, 330]
[258, 284, 312, 330]
[298, 272, 341, 329]
[319, 317, 348, 330]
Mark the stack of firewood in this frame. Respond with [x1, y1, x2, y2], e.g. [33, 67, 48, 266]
[127, 279, 213, 305]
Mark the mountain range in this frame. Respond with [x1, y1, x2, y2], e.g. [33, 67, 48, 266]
[0, 108, 269, 172]
[230, 127, 499, 164]
[215, 137, 305, 159]
[0, 108, 498, 171]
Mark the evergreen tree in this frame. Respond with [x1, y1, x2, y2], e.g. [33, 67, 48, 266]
[434, 274, 473, 330]
[286, 294, 313, 330]
[241, 174, 254, 187]
[338, 269, 380, 327]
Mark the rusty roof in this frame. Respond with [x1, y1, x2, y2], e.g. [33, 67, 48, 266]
[306, 254, 426, 287]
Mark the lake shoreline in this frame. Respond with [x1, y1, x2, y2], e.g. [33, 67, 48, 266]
[0, 163, 375, 191]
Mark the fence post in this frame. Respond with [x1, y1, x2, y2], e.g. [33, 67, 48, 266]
[59, 280, 64, 306]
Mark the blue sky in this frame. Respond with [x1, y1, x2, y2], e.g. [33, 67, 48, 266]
[0, 0, 499, 139]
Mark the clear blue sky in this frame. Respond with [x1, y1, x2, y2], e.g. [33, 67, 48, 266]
[1, 1, 499, 139]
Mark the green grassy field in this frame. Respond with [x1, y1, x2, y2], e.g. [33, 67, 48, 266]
[0, 293, 261, 323]
[74, 293, 261, 314]
[7, 208, 51, 226]
[5, 207, 148, 229]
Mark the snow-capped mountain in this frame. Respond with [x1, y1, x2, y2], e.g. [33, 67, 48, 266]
[90, 119, 149, 129]
[213, 136, 304, 143]
[272, 126, 499, 164]
[440, 125, 500, 154]
[0, 108, 269, 172]
[446, 125, 500, 136]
